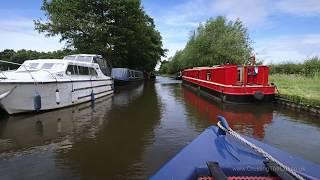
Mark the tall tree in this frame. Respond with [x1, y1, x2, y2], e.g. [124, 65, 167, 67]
[34, 0, 165, 71]
[163, 16, 252, 74]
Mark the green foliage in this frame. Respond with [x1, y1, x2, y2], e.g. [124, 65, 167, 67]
[34, 0, 165, 71]
[269, 62, 304, 74]
[270, 57, 320, 77]
[158, 60, 169, 74]
[304, 57, 320, 76]
[0, 49, 73, 70]
[162, 16, 252, 74]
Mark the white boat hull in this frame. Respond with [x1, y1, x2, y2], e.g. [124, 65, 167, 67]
[0, 79, 113, 114]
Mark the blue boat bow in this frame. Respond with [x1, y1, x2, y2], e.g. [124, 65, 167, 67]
[150, 117, 320, 180]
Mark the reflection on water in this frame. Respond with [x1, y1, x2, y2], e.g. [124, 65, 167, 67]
[58, 81, 161, 179]
[182, 87, 274, 139]
[0, 77, 319, 179]
[0, 96, 113, 153]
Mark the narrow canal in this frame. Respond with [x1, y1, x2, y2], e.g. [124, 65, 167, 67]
[0, 76, 319, 179]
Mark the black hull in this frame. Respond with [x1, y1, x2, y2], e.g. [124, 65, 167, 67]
[183, 80, 274, 104]
[114, 79, 143, 87]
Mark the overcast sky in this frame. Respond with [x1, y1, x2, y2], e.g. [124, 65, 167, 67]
[1, 0, 320, 64]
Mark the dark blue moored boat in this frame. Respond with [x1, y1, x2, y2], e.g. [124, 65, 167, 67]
[151, 116, 320, 180]
[111, 68, 144, 86]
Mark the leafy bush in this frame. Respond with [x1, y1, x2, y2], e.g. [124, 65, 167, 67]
[304, 57, 320, 76]
[270, 57, 320, 77]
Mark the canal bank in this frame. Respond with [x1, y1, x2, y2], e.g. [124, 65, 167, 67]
[0, 76, 319, 179]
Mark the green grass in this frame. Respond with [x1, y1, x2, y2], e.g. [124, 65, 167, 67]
[270, 74, 320, 106]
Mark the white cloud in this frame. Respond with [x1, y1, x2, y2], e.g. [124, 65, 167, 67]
[211, 0, 272, 28]
[277, 0, 320, 16]
[150, 0, 274, 59]
[254, 34, 320, 64]
[0, 18, 63, 52]
[148, 0, 320, 63]
[163, 42, 186, 58]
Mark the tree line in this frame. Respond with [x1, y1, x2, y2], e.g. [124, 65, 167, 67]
[0, 49, 73, 70]
[34, 0, 165, 72]
[270, 57, 320, 77]
[1, 0, 165, 72]
[159, 16, 252, 74]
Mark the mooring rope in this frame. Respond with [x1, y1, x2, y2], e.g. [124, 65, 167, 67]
[217, 121, 305, 180]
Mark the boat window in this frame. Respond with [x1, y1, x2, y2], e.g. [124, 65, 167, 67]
[64, 56, 92, 63]
[95, 57, 111, 76]
[78, 66, 89, 75]
[77, 56, 93, 63]
[89, 67, 97, 76]
[237, 67, 243, 82]
[41, 63, 54, 69]
[254, 67, 259, 75]
[53, 63, 65, 70]
[17, 63, 40, 71]
[29, 63, 39, 69]
[25, 63, 39, 70]
[206, 71, 211, 81]
[64, 56, 76, 60]
[66, 65, 78, 75]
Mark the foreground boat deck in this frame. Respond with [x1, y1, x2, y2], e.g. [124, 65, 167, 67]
[151, 126, 320, 180]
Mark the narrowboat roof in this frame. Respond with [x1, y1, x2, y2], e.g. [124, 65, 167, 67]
[184, 64, 268, 71]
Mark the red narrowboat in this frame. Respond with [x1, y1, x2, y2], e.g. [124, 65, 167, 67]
[182, 64, 275, 103]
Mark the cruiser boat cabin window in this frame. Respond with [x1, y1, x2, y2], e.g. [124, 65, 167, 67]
[41, 63, 64, 70]
[66, 65, 98, 76]
[17, 63, 40, 71]
[64, 55, 92, 63]
[64, 55, 111, 76]
[42, 63, 54, 69]
[93, 57, 111, 76]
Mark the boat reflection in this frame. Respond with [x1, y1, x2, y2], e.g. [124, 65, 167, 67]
[56, 81, 161, 179]
[182, 86, 273, 139]
[112, 83, 144, 106]
[0, 95, 113, 153]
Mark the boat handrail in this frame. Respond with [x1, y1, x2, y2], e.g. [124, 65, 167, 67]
[0, 60, 38, 85]
[0, 62, 8, 79]
[217, 115, 306, 180]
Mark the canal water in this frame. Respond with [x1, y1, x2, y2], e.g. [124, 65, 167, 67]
[0, 76, 319, 179]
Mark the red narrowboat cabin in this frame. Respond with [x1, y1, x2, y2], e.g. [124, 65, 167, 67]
[182, 65, 275, 103]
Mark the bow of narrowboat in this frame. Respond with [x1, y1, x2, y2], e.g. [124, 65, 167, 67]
[182, 65, 276, 103]
[150, 118, 320, 180]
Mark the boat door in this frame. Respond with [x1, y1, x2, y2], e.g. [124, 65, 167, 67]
[237, 66, 243, 83]
[66, 64, 78, 103]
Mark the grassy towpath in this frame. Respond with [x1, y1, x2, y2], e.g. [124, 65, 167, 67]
[270, 74, 320, 106]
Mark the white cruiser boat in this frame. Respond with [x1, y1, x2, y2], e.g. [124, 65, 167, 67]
[0, 54, 113, 114]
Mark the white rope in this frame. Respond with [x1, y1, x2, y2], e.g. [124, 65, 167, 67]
[217, 121, 305, 180]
